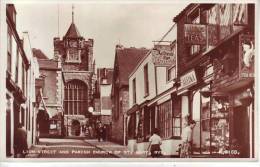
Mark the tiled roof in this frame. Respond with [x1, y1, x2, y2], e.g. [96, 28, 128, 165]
[37, 59, 58, 70]
[64, 23, 81, 38]
[32, 48, 49, 59]
[116, 47, 149, 86]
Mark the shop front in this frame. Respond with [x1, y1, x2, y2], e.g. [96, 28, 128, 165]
[156, 94, 182, 156]
[127, 90, 183, 156]
[177, 67, 215, 157]
[126, 101, 152, 152]
[186, 33, 254, 158]
[210, 33, 254, 158]
[126, 104, 139, 152]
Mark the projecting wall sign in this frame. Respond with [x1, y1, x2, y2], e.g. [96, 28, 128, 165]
[152, 44, 176, 67]
[184, 24, 207, 45]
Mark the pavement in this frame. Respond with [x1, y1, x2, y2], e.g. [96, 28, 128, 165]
[84, 139, 148, 158]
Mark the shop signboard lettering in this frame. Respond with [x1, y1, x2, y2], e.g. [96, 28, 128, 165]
[184, 24, 206, 45]
[239, 34, 254, 78]
[179, 69, 197, 91]
[152, 45, 176, 67]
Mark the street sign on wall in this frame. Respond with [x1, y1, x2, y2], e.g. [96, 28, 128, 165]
[152, 44, 176, 67]
[184, 24, 206, 45]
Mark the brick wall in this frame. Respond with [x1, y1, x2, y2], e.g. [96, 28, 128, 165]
[176, 16, 188, 75]
[111, 88, 129, 145]
[111, 113, 124, 144]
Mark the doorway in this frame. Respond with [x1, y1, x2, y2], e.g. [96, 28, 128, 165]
[233, 106, 250, 158]
[6, 108, 11, 156]
[71, 120, 81, 136]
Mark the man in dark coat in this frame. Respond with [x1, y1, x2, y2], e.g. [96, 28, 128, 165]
[14, 123, 28, 158]
[96, 122, 103, 142]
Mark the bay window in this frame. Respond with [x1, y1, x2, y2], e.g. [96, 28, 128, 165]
[158, 98, 182, 139]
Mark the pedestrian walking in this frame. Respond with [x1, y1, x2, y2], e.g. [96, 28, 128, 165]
[14, 123, 28, 158]
[180, 120, 196, 158]
[96, 122, 103, 142]
[148, 128, 162, 158]
[88, 125, 93, 138]
[102, 125, 107, 141]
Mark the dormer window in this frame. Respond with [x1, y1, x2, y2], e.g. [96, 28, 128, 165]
[66, 48, 81, 63]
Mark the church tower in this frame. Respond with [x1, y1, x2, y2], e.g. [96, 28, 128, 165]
[53, 5, 95, 136]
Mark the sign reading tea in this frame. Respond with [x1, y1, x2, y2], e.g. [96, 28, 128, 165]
[184, 24, 206, 45]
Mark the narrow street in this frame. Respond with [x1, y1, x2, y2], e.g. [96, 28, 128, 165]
[4, 3, 256, 160]
[27, 138, 116, 158]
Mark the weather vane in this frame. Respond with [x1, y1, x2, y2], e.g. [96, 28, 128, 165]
[72, 4, 75, 23]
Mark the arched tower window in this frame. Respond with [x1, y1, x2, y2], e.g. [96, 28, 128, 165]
[64, 80, 88, 115]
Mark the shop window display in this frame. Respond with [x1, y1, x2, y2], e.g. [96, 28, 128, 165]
[201, 94, 211, 154]
[211, 97, 229, 155]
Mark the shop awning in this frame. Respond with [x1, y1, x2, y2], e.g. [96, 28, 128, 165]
[126, 104, 139, 115]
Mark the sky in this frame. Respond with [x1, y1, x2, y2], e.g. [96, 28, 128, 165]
[14, 2, 188, 68]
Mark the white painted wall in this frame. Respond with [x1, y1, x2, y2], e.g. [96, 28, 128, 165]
[161, 139, 182, 156]
[22, 33, 40, 147]
[100, 84, 112, 115]
[156, 67, 174, 95]
[0, 4, 7, 156]
[100, 84, 111, 97]
[129, 26, 177, 108]
[129, 53, 156, 107]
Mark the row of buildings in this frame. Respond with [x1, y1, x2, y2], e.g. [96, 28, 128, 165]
[2, 3, 256, 159]
[4, 4, 103, 157]
[110, 3, 255, 158]
[5, 4, 41, 157]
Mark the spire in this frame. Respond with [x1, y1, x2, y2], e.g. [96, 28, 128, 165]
[72, 4, 74, 23]
[63, 4, 82, 39]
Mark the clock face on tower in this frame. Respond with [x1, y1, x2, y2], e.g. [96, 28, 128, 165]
[69, 40, 77, 48]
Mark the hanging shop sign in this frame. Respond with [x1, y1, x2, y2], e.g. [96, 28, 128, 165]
[178, 69, 197, 91]
[239, 34, 254, 78]
[184, 24, 207, 45]
[152, 44, 176, 67]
